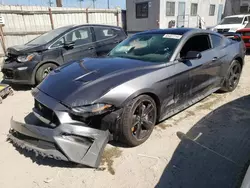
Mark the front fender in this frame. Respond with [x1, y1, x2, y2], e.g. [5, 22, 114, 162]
[121, 88, 160, 107]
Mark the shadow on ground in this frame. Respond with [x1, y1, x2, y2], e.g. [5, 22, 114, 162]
[156, 95, 250, 188]
[1, 80, 32, 91]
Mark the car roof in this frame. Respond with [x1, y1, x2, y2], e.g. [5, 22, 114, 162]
[133, 28, 214, 36]
[69, 24, 122, 30]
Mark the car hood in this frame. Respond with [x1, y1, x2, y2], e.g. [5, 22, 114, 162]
[37, 57, 160, 107]
[7, 44, 46, 55]
[215, 24, 244, 30]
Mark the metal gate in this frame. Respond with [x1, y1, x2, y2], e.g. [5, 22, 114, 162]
[177, 15, 190, 28]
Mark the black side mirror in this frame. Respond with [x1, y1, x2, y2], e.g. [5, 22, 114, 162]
[178, 51, 202, 61]
[64, 41, 75, 49]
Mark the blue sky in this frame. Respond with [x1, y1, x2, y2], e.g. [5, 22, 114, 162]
[3, 0, 126, 9]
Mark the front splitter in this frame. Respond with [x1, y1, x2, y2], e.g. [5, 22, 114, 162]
[7, 117, 110, 168]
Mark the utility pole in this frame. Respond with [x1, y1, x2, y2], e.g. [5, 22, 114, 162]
[107, 0, 110, 9]
[78, 0, 84, 8]
[48, 0, 53, 7]
[92, 0, 96, 9]
[56, 0, 62, 7]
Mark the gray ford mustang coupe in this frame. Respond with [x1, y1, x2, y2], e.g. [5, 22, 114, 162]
[8, 28, 245, 168]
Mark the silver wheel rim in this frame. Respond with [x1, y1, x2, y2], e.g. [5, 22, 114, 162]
[42, 67, 53, 79]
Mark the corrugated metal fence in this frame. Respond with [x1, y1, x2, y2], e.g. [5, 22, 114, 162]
[0, 5, 122, 61]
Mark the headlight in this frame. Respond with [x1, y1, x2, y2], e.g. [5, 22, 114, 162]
[70, 103, 113, 117]
[17, 53, 36, 63]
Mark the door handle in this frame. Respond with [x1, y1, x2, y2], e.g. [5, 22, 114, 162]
[212, 57, 218, 61]
[88, 46, 95, 50]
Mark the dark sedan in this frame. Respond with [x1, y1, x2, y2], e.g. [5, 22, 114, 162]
[1, 24, 127, 85]
[8, 28, 245, 168]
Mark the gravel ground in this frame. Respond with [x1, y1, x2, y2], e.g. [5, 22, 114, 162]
[0, 56, 250, 188]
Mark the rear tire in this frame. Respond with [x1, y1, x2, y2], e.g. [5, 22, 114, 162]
[220, 60, 242, 92]
[120, 95, 157, 147]
[35, 63, 57, 84]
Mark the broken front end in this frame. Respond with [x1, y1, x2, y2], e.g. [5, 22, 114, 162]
[8, 88, 122, 168]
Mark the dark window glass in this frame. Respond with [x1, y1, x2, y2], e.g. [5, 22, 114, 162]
[94, 27, 115, 41]
[166, 2, 175, 16]
[209, 4, 216, 16]
[64, 27, 93, 46]
[210, 34, 222, 48]
[180, 35, 211, 57]
[191, 3, 198, 16]
[136, 2, 148, 19]
[220, 17, 244, 24]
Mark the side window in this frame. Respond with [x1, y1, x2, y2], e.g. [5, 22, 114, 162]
[94, 27, 116, 41]
[65, 27, 93, 46]
[51, 37, 64, 48]
[210, 34, 223, 48]
[180, 35, 211, 57]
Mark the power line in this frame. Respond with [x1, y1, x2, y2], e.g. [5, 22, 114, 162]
[91, 0, 96, 8]
[48, 0, 53, 7]
[78, 0, 84, 8]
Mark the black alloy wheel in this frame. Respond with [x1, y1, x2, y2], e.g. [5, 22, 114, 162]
[121, 95, 157, 146]
[220, 60, 242, 92]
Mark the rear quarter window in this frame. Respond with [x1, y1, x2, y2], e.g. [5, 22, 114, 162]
[93, 27, 117, 41]
[210, 34, 223, 48]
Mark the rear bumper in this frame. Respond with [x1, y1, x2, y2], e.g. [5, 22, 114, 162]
[8, 117, 110, 168]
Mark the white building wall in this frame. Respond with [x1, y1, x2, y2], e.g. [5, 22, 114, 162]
[159, 0, 226, 29]
[126, 0, 226, 33]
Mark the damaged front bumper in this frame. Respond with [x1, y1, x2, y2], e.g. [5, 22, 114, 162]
[7, 117, 110, 168]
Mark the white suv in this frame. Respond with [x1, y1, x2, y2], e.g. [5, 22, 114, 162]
[212, 14, 250, 33]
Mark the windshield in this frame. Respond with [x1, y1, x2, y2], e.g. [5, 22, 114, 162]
[27, 26, 72, 45]
[220, 17, 244, 25]
[109, 33, 181, 63]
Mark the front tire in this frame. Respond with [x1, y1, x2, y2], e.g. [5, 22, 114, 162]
[220, 60, 242, 92]
[120, 95, 157, 147]
[35, 63, 57, 84]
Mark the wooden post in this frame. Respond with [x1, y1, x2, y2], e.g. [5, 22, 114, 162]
[86, 8, 89, 23]
[48, 8, 54, 30]
[0, 26, 6, 56]
[116, 10, 119, 27]
[56, 0, 62, 7]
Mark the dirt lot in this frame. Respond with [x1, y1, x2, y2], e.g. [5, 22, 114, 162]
[0, 56, 250, 188]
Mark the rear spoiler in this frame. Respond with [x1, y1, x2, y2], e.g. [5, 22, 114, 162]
[222, 32, 242, 42]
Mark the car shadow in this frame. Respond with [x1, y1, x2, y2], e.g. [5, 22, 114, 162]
[155, 95, 250, 188]
[245, 49, 250, 56]
[0, 80, 33, 91]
